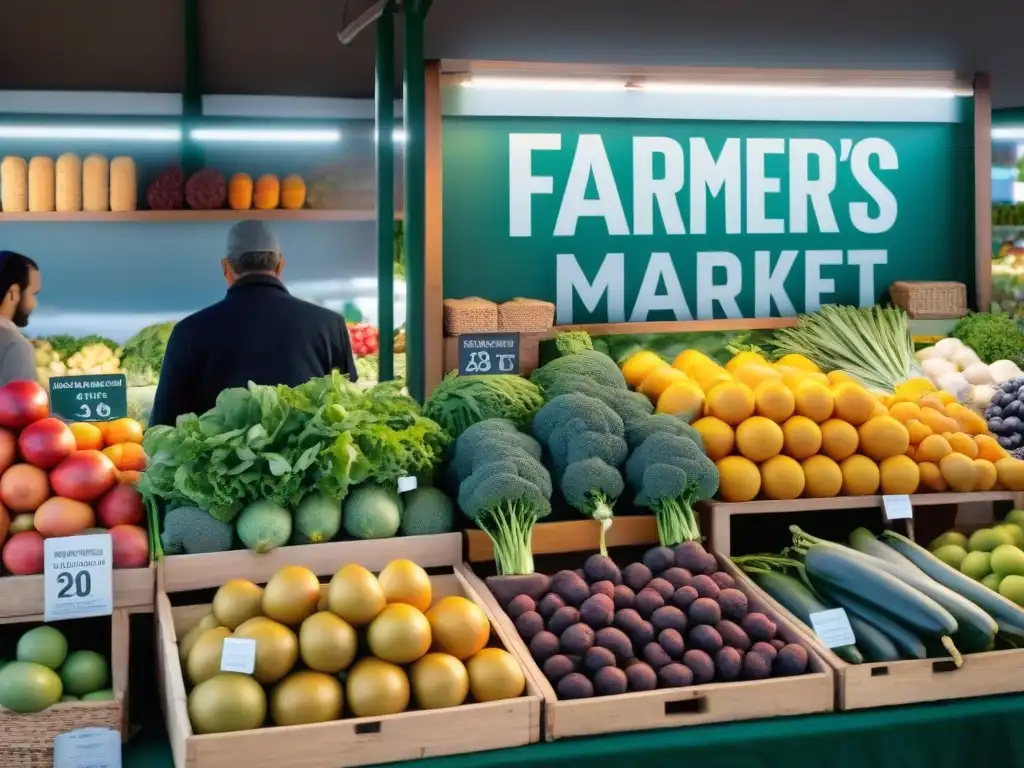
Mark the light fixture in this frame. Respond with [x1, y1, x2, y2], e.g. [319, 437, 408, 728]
[993, 128, 1024, 141]
[0, 125, 182, 141]
[461, 75, 969, 99]
[392, 129, 407, 142]
[189, 127, 342, 143]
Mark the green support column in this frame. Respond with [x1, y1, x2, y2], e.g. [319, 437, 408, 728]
[403, 0, 427, 402]
[375, 2, 396, 382]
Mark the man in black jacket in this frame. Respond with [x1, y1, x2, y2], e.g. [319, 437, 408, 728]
[149, 220, 358, 426]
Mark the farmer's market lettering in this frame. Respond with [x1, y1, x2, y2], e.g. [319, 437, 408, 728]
[441, 116, 973, 323]
[511, 134, 895, 323]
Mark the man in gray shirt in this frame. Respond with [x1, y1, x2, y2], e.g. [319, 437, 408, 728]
[0, 252, 41, 385]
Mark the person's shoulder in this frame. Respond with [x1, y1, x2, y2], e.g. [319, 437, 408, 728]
[288, 296, 346, 328]
[171, 301, 228, 336]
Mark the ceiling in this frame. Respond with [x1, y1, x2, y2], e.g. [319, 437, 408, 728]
[0, 0, 1022, 107]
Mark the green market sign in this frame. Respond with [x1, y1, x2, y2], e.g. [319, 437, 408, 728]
[442, 117, 973, 323]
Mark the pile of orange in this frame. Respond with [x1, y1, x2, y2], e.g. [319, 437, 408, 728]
[68, 418, 146, 481]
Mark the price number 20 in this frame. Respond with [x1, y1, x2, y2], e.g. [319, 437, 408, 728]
[56, 571, 92, 599]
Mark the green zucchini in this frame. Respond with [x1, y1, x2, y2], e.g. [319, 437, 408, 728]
[748, 570, 863, 664]
[813, 578, 928, 660]
[881, 530, 1024, 636]
[802, 544, 963, 665]
[849, 527, 916, 568]
[806, 532, 996, 653]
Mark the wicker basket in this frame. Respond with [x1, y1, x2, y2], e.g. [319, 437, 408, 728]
[497, 298, 555, 333]
[889, 281, 967, 319]
[0, 700, 123, 768]
[443, 297, 498, 336]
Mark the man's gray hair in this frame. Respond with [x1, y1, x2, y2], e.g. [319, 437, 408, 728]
[227, 250, 282, 275]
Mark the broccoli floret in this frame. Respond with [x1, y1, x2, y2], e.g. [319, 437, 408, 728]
[531, 350, 628, 393]
[554, 329, 595, 356]
[471, 451, 553, 498]
[560, 457, 625, 556]
[565, 430, 629, 468]
[459, 469, 552, 575]
[447, 419, 543, 482]
[624, 413, 705, 453]
[542, 374, 653, 424]
[625, 432, 720, 547]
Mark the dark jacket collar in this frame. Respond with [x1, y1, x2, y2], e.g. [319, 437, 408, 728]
[227, 274, 289, 296]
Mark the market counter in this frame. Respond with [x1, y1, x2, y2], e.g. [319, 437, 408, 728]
[125, 693, 1024, 768]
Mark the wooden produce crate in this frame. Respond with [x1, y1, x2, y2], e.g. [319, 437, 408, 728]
[0, 609, 130, 767]
[701, 492, 1021, 556]
[0, 564, 155, 620]
[156, 534, 543, 768]
[724, 557, 1024, 709]
[463, 520, 834, 741]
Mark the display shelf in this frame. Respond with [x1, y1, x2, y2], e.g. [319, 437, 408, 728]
[0, 209, 399, 222]
[464, 517, 658, 564]
[0, 564, 155, 620]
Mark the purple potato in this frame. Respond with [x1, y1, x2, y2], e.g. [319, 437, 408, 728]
[635, 588, 665, 619]
[651, 606, 687, 634]
[537, 593, 566, 620]
[579, 594, 615, 629]
[507, 595, 536, 620]
[642, 546, 675, 574]
[710, 571, 736, 590]
[574, 568, 587, 580]
[560, 623, 596, 656]
[612, 585, 636, 610]
[741, 613, 777, 643]
[613, 608, 644, 634]
[551, 570, 590, 607]
[672, 586, 699, 611]
[632, 620, 656, 649]
[548, 606, 581, 636]
[625, 662, 658, 691]
[674, 541, 710, 573]
[716, 620, 752, 651]
[646, 577, 676, 602]
[595, 627, 634, 663]
[514, 611, 545, 641]
[682, 649, 715, 685]
[643, 642, 672, 670]
[590, 580, 615, 599]
[658, 628, 685, 658]
[687, 597, 722, 626]
[557, 672, 594, 699]
[623, 563, 653, 593]
[658, 662, 694, 688]
[593, 666, 629, 696]
[769, 638, 786, 651]
[750, 641, 778, 665]
[688, 574, 721, 600]
[742, 651, 772, 680]
[529, 631, 560, 663]
[718, 588, 749, 622]
[714, 647, 743, 682]
[584, 646, 617, 672]
[688, 625, 724, 655]
[542, 654, 576, 683]
[661, 567, 692, 590]
[583, 554, 622, 585]
[774, 644, 809, 677]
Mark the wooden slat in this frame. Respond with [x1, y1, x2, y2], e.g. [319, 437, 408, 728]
[465, 517, 658, 563]
[0, 564, 155, 620]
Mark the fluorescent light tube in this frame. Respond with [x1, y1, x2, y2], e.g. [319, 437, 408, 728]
[462, 76, 629, 92]
[190, 128, 342, 143]
[992, 128, 1024, 141]
[0, 125, 181, 141]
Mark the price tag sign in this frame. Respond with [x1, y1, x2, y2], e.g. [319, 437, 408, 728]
[883, 494, 913, 521]
[397, 476, 418, 493]
[458, 333, 520, 376]
[44, 534, 113, 622]
[220, 637, 257, 674]
[54, 726, 121, 768]
[809, 608, 856, 649]
[48, 374, 128, 423]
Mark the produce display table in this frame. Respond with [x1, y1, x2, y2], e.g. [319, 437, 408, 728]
[124, 693, 1024, 768]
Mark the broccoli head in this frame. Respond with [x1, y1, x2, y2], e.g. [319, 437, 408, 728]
[625, 432, 720, 547]
[624, 412, 705, 453]
[447, 418, 543, 483]
[470, 450, 553, 498]
[541, 373, 653, 424]
[560, 457, 625, 556]
[554, 329, 595, 356]
[531, 350, 628, 393]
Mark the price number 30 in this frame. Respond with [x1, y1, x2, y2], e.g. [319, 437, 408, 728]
[56, 571, 92, 599]
[75, 402, 111, 420]
[464, 351, 515, 374]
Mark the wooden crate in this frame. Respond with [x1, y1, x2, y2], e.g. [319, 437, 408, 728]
[723, 557, 1024, 709]
[0, 609, 130, 767]
[0, 564, 155, 620]
[156, 534, 543, 768]
[463, 521, 834, 741]
[701, 491, 1021, 556]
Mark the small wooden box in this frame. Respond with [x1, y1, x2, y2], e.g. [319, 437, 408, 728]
[156, 534, 543, 768]
[0, 609, 130, 767]
[889, 281, 967, 319]
[0, 564, 156, 620]
[463, 519, 834, 741]
[725, 558, 1024, 709]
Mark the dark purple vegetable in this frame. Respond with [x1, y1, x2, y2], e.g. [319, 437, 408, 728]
[625, 661, 658, 691]
[659, 662, 695, 688]
[682, 649, 715, 684]
[718, 588, 749, 622]
[551, 570, 590, 607]
[661, 567, 691, 590]
[612, 585, 636, 610]
[514, 611, 545, 641]
[714, 647, 743, 681]
[542, 654, 575, 683]
[635, 588, 665, 618]
[590, 580, 615, 599]
[537, 593, 566, 620]
[593, 666, 628, 696]
[750, 641, 778, 664]
[146, 167, 184, 210]
[774, 644, 809, 677]
[646, 577, 676, 602]
[742, 651, 772, 680]
[688, 574, 721, 600]
[769, 638, 786, 651]
[623, 563, 653, 593]
[741, 612, 777, 643]
[688, 625, 723, 655]
[643, 546, 675, 574]
[687, 597, 722, 626]
[548, 606, 580, 636]
[507, 595, 536, 620]
[715, 620, 751, 651]
[642, 642, 672, 670]
[185, 169, 227, 210]
[560, 623, 596, 656]
[584, 555, 621, 585]
[557, 672, 594, 699]
[672, 586, 699, 611]
[614, 608, 644, 633]
[651, 605, 688, 634]
[658, 628, 684, 658]
[631, 620, 656, 649]
[584, 646, 617, 672]
[595, 627, 634, 663]
[710, 571, 736, 590]
[579, 594, 615, 629]
[529, 631, 560, 663]
[674, 541, 710, 573]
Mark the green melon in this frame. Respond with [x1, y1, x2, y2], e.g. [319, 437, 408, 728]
[0, 661, 63, 713]
[294, 492, 342, 544]
[236, 501, 292, 554]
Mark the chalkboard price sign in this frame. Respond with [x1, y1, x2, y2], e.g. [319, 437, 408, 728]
[458, 333, 521, 376]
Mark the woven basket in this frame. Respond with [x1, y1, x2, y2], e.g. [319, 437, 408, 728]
[0, 700, 123, 768]
[889, 281, 967, 319]
[443, 297, 498, 336]
[497, 298, 555, 333]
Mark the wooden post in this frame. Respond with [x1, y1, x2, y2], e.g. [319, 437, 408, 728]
[424, 60, 444, 394]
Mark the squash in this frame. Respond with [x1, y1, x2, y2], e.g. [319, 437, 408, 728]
[82, 154, 109, 212]
[253, 174, 280, 210]
[917, 461, 947, 492]
[1, 156, 28, 212]
[801, 455, 843, 498]
[280, 174, 307, 209]
[879, 455, 920, 495]
[857, 416, 910, 461]
[109, 157, 138, 212]
[228, 173, 254, 210]
[27, 156, 55, 212]
[715, 456, 760, 502]
[55, 154, 82, 212]
[759, 455, 805, 500]
[974, 434, 1007, 463]
[691, 417, 734, 461]
[839, 455, 880, 495]
[621, 352, 666, 389]
[939, 452, 976, 492]
[819, 419, 859, 461]
[994, 458, 1024, 492]
[793, 381, 835, 423]
[831, 383, 875, 426]
[973, 459, 997, 491]
[946, 432, 979, 459]
[904, 419, 932, 445]
[753, 380, 795, 423]
[638, 366, 688, 404]
[916, 434, 952, 463]
[918, 406, 958, 435]
[781, 415, 821, 460]
[704, 381, 755, 426]
[734, 416, 784, 463]
[888, 401, 921, 424]
[656, 380, 705, 421]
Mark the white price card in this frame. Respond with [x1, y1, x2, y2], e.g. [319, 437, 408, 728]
[54, 726, 121, 768]
[44, 534, 114, 623]
[220, 637, 257, 674]
[883, 494, 913, 521]
[397, 476, 418, 493]
[809, 608, 857, 649]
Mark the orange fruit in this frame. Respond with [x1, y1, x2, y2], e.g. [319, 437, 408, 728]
[103, 442, 147, 471]
[100, 418, 144, 446]
[117, 469, 142, 485]
[425, 596, 490, 661]
[69, 422, 104, 451]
